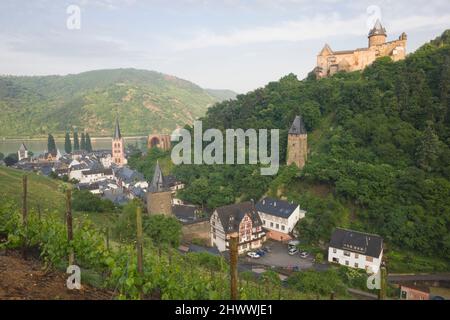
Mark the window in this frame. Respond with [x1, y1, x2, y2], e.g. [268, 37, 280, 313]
[281, 225, 285, 231]
[270, 222, 274, 227]
[354, 263, 359, 268]
[344, 251, 351, 257]
[332, 258, 339, 263]
[401, 291, 407, 299]
[355, 254, 359, 259]
[276, 224, 279, 229]
[345, 261, 349, 266]
[263, 220, 266, 225]
[333, 248, 337, 254]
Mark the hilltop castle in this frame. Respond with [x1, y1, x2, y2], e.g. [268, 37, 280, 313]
[315, 20, 407, 78]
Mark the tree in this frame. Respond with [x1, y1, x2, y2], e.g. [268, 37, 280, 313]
[73, 130, 80, 151]
[47, 134, 57, 155]
[143, 214, 182, 247]
[80, 132, 86, 151]
[64, 131, 72, 154]
[0, 152, 4, 161]
[416, 122, 441, 172]
[72, 190, 115, 212]
[85, 133, 93, 152]
[4, 153, 18, 166]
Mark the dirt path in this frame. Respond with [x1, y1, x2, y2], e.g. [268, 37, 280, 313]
[0, 250, 114, 300]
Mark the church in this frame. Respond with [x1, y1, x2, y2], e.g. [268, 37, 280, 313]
[315, 19, 407, 78]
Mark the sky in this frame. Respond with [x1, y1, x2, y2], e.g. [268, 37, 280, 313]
[0, 0, 449, 93]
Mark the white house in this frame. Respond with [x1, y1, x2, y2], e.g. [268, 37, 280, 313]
[79, 168, 114, 184]
[328, 228, 384, 274]
[255, 197, 305, 241]
[210, 202, 266, 254]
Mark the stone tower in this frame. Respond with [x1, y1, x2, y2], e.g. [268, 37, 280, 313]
[368, 19, 387, 47]
[287, 115, 308, 169]
[146, 161, 173, 216]
[112, 118, 126, 167]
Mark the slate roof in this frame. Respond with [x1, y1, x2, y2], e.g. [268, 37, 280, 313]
[81, 168, 113, 176]
[173, 204, 200, 222]
[19, 143, 28, 152]
[255, 197, 299, 219]
[369, 19, 387, 37]
[165, 175, 182, 188]
[114, 166, 144, 183]
[114, 118, 122, 139]
[148, 161, 168, 193]
[215, 201, 262, 234]
[330, 228, 383, 258]
[289, 115, 307, 135]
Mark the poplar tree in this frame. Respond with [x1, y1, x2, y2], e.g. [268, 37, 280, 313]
[85, 133, 93, 152]
[73, 130, 80, 151]
[47, 134, 57, 155]
[80, 132, 86, 151]
[64, 131, 72, 154]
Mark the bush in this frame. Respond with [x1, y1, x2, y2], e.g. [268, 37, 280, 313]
[72, 190, 115, 213]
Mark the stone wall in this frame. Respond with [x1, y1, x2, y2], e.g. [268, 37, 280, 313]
[147, 191, 173, 216]
[181, 219, 211, 242]
[287, 134, 307, 169]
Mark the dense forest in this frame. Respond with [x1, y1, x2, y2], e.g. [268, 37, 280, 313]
[166, 30, 450, 261]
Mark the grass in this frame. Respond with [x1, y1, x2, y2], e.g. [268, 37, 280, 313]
[0, 166, 66, 213]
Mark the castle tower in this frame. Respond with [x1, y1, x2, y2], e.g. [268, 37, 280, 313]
[368, 19, 387, 47]
[146, 161, 173, 216]
[287, 115, 308, 169]
[112, 118, 126, 167]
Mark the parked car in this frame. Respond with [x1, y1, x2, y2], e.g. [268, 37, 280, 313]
[247, 251, 260, 259]
[256, 249, 266, 257]
[300, 251, 309, 258]
[288, 240, 300, 248]
[288, 247, 298, 256]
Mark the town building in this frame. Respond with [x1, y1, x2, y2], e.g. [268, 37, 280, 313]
[17, 143, 29, 161]
[287, 115, 308, 169]
[328, 228, 383, 274]
[400, 285, 430, 300]
[210, 201, 266, 254]
[315, 20, 407, 78]
[146, 161, 173, 216]
[112, 119, 126, 167]
[79, 168, 114, 184]
[255, 197, 305, 241]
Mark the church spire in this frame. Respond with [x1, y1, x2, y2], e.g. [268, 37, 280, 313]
[369, 19, 387, 37]
[114, 118, 122, 140]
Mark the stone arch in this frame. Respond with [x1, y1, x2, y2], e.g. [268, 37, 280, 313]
[147, 134, 171, 151]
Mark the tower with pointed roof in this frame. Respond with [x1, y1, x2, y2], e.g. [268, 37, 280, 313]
[146, 161, 173, 216]
[112, 118, 126, 167]
[368, 19, 387, 47]
[287, 115, 308, 169]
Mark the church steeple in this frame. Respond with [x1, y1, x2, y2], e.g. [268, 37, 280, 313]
[112, 118, 126, 167]
[114, 118, 122, 140]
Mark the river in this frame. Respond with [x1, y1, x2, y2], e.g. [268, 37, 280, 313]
[0, 136, 148, 156]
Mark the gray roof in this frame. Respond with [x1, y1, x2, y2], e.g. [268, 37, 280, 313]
[289, 115, 307, 135]
[255, 197, 298, 219]
[173, 204, 200, 222]
[330, 228, 383, 258]
[215, 201, 262, 234]
[114, 166, 144, 183]
[368, 19, 386, 37]
[114, 118, 122, 139]
[148, 161, 168, 193]
[81, 168, 113, 176]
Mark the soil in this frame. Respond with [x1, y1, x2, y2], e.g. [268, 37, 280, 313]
[0, 250, 114, 300]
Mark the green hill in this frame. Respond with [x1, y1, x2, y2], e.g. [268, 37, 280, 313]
[0, 166, 65, 213]
[0, 69, 234, 137]
[172, 30, 450, 264]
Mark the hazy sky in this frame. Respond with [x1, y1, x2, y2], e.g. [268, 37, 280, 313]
[0, 0, 449, 93]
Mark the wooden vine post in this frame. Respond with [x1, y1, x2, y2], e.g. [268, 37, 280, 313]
[66, 188, 74, 266]
[22, 175, 28, 258]
[136, 206, 144, 299]
[379, 264, 387, 300]
[229, 232, 239, 300]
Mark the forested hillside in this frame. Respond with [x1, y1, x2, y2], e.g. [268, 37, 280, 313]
[0, 69, 235, 137]
[172, 30, 450, 262]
